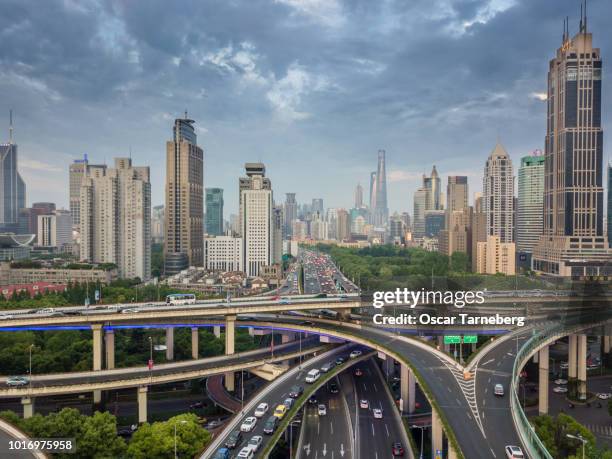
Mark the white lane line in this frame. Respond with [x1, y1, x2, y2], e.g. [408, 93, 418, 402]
[385, 424, 389, 437]
[371, 423, 375, 437]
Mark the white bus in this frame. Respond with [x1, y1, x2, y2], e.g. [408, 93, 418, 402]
[166, 293, 196, 305]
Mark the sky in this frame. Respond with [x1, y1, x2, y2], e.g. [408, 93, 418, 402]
[1, 0, 611, 216]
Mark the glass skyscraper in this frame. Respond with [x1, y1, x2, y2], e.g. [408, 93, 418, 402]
[517, 154, 545, 255]
[205, 188, 224, 236]
[0, 113, 26, 232]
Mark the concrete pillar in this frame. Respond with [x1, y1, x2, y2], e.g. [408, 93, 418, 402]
[137, 386, 148, 424]
[568, 334, 577, 379]
[248, 327, 255, 337]
[93, 390, 102, 405]
[538, 345, 549, 415]
[577, 334, 587, 399]
[400, 364, 415, 414]
[21, 397, 34, 419]
[431, 409, 443, 459]
[604, 336, 610, 354]
[384, 357, 395, 379]
[213, 326, 221, 339]
[533, 351, 539, 364]
[225, 316, 236, 391]
[92, 324, 103, 371]
[105, 329, 115, 370]
[165, 328, 174, 361]
[191, 327, 199, 360]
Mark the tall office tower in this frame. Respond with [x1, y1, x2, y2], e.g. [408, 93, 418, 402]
[483, 142, 514, 243]
[424, 210, 445, 237]
[336, 209, 350, 241]
[372, 150, 389, 226]
[369, 171, 377, 211]
[284, 193, 298, 237]
[69, 154, 107, 231]
[205, 188, 224, 236]
[608, 164, 612, 247]
[0, 111, 26, 232]
[423, 165, 442, 211]
[311, 198, 324, 216]
[533, 15, 611, 276]
[351, 215, 366, 235]
[389, 213, 405, 243]
[354, 183, 364, 208]
[516, 154, 545, 257]
[471, 211, 487, 272]
[37, 210, 72, 248]
[80, 158, 151, 280]
[325, 208, 338, 240]
[292, 220, 308, 240]
[151, 205, 165, 244]
[310, 212, 328, 240]
[413, 187, 427, 237]
[446, 176, 468, 214]
[164, 116, 204, 274]
[440, 176, 470, 256]
[229, 214, 240, 236]
[240, 163, 273, 276]
[473, 192, 483, 212]
[272, 205, 283, 264]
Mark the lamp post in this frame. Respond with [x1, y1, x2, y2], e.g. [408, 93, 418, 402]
[566, 433, 586, 459]
[411, 424, 426, 459]
[174, 420, 187, 458]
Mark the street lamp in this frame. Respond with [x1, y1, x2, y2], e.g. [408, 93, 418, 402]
[411, 425, 426, 459]
[174, 420, 188, 458]
[566, 433, 586, 459]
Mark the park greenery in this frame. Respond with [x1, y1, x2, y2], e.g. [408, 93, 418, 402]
[315, 244, 550, 292]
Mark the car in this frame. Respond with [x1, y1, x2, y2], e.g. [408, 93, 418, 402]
[289, 385, 303, 398]
[254, 402, 269, 417]
[597, 393, 611, 400]
[560, 362, 569, 370]
[360, 399, 369, 409]
[350, 350, 362, 359]
[0, 314, 14, 320]
[553, 379, 568, 385]
[247, 435, 263, 452]
[205, 419, 223, 430]
[225, 430, 242, 449]
[283, 398, 294, 409]
[505, 445, 525, 458]
[189, 401, 204, 409]
[317, 404, 327, 415]
[236, 446, 254, 459]
[121, 308, 139, 314]
[263, 415, 278, 434]
[335, 356, 346, 365]
[36, 308, 56, 314]
[373, 408, 383, 419]
[273, 404, 287, 419]
[240, 417, 257, 432]
[308, 395, 318, 405]
[392, 442, 405, 456]
[553, 386, 568, 393]
[354, 368, 363, 377]
[321, 361, 335, 373]
[6, 376, 29, 387]
[305, 369, 321, 383]
[329, 383, 339, 394]
[212, 447, 232, 459]
[494, 384, 504, 396]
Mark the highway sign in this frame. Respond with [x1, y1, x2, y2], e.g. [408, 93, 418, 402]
[444, 336, 461, 344]
[463, 335, 478, 344]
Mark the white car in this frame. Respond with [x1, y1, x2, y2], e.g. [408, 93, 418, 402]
[505, 445, 525, 458]
[494, 384, 504, 396]
[254, 402, 269, 418]
[305, 369, 321, 383]
[597, 393, 611, 400]
[318, 404, 327, 416]
[121, 308, 139, 314]
[236, 447, 254, 459]
[349, 350, 362, 359]
[373, 408, 383, 419]
[553, 379, 568, 385]
[360, 399, 369, 409]
[553, 386, 568, 393]
[247, 435, 263, 452]
[560, 362, 569, 370]
[37, 308, 55, 314]
[240, 417, 257, 432]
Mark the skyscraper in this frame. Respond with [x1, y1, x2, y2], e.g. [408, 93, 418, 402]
[336, 209, 350, 241]
[413, 187, 427, 238]
[446, 176, 468, 214]
[69, 154, 106, 230]
[439, 176, 470, 256]
[423, 165, 441, 211]
[240, 163, 273, 277]
[151, 205, 165, 244]
[311, 198, 324, 216]
[354, 183, 364, 208]
[533, 15, 611, 276]
[372, 150, 389, 226]
[205, 188, 224, 236]
[608, 164, 612, 248]
[0, 111, 26, 232]
[80, 158, 151, 280]
[369, 171, 377, 211]
[483, 142, 514, 243]
[517, 154, 545, 256]
[284, 193, 298, 237]
[164, 116, 204, 274]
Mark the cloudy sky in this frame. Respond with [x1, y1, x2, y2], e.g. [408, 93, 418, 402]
[1, 0, 611, 216]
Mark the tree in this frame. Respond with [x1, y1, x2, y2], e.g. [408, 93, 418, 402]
[127, 413, 211, 459]
[450, 252, 470, 273]
[532, 413, 598, 459]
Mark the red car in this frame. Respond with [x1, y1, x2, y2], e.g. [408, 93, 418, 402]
[392, 442, 404, 456]
[354, 368, 363, 377]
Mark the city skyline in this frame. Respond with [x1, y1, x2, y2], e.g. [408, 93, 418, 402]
[3, 0, 612, 216]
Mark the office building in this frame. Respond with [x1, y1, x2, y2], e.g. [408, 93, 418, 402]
[354, 183, 364, 208]
[517, 154, 545, 258]
[273, 205, 283, 264]
[284, 193, 298, 237]
[0, 260, 117, 286]
[446, 176, 468, 215]
[413, 188, 427, 238]
[151, 205, 164, 244]
[424, 165, 442, 211]
[37, 210, 71, 249]
[204, 236, 243, 272]
[292, 220, 307, 241]
[483, 142, 514, 243]
[311, 198, 324, 216]
[476, 235, 516, 275]
[164, 116, 204, 274]
[0, 112, 26, 233]
[69, 154, 107, 230]
[372, 150, 389, 226]
[425, 210, 445, 238]
[18, 202, 56, 240]
[440, 176, 470, 256]
[80, 158, 151, 280]
[608, 164, 612, 247]
[205, 188, 224, 236]
[369, 171, 377, 211]
[471, 211, 487, 271]
[533, 17, 611, 277]
[336, 209, 351, 241]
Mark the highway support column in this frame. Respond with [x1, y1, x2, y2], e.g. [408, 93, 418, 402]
[604, 336, 610, 354]
[400, 364, 415, 414]
[92, 324, 103, 408]
[165, 328, 174, 361]
[431, 409, 443, 459]
[21, 397, 34, 419]
[568, 334, 577, 379]
[577, 334, 587, 400]
[191, 327, 199, 359]
[213, 325, 221, 339]
[538, 345, 549, 415]
[137, 386, 147, 423]
[224, 315, 236, 392]
[105, 329, 115, 370]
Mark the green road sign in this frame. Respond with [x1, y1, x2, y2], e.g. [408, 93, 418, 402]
[443, 335, 461, 344]
[463, 335, 478, 344]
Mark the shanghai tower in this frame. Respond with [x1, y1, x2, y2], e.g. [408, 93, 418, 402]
[373, 149, 389, 227]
